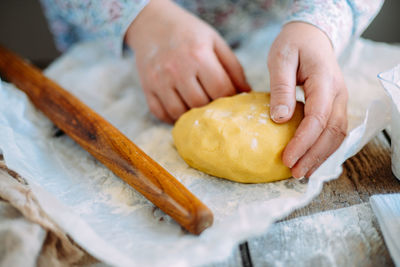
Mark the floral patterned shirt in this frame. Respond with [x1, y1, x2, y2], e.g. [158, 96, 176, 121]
[39, 0, 383, 56]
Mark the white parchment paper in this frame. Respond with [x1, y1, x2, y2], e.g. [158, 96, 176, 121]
[378, 65, 400, 180]
[1, 30, 400, 266]
[370, 194, 400, 266]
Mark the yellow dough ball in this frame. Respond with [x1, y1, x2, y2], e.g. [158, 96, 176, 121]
[172, 92, 304, 183]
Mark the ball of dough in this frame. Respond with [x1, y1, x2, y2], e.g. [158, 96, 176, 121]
[172, 92, 303, 183]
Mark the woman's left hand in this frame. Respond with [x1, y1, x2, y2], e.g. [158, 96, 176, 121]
[267, 22, 348, 178]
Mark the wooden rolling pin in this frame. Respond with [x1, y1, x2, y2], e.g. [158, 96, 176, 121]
[0, 45, 213, 235]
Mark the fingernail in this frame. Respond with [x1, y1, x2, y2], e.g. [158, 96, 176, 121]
[271, 105, 289, 121]
[288, 157, 297, 169]
[241, 81, 252, 92]
[292, 166, 308, 179]
[285, 154, 298, 169]
[299, 166, 309, 178]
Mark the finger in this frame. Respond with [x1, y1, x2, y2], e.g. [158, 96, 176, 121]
[282, 73, 336, 168]
[291, 91, 348, 178]
[197, 52, 236, 100]
[177, 76, 211, 108]
[145, 91, 174, 123]
[214, 36, 251, 92]
[157, 87, 188, 121]
[267, 44, 298, 123]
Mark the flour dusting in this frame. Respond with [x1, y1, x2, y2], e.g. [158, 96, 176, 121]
[0, 32, 396, 266]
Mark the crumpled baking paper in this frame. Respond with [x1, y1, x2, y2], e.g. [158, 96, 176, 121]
[0, 28, 399, 266]
[378, 65, 400, 180]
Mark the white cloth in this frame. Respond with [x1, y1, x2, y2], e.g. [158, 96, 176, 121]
[0, 162, 92, 267]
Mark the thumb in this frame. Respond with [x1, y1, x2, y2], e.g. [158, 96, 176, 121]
[267, 45, 299, 123]
[214, 36, 251, 93]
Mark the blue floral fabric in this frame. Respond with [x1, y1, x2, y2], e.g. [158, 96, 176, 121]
[286, 0, 383, 54]
[39, 0, 149, 55]
[39, 0, 383, 56]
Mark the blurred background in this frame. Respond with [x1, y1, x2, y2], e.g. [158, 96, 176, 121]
[0, 0, 399, 68]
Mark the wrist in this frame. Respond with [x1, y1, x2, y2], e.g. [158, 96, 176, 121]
[125, 0, 170, 50]
[284, 0, 353, 55]
[283, 22, 334, 52]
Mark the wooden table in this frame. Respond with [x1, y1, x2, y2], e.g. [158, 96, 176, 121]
[213, 131, 400, 267]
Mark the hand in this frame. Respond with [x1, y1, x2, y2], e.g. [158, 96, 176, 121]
[267, 22, 348, 178]
[125, 0, 250, 123]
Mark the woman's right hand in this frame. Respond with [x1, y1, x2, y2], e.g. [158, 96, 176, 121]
[125, 0, 251, 123]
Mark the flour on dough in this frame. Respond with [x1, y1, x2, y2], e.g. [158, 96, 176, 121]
[172, 92, 303, 183]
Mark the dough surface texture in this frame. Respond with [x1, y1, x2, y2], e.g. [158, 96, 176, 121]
[172, 92, 304, 183]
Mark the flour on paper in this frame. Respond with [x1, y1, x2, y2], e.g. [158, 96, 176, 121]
[0, 30, 398, 266]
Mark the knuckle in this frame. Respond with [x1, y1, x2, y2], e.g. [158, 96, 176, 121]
[308, 153, 323, 167]
[309, 112, 329, 132]
[208, 81, 228, 99]
[168, 105, 185, 120]
[210, 89, 225, 100]
[326, 122, 347, 140]
[269, 44, 296, 64]
[219, 82, 235, 97]
[162, 61, 178, 78]
[190, 43, 209, 61]
[271, 83, 293, 96]
[189, 95, 209, 108]
[147, 69, 159, 83]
